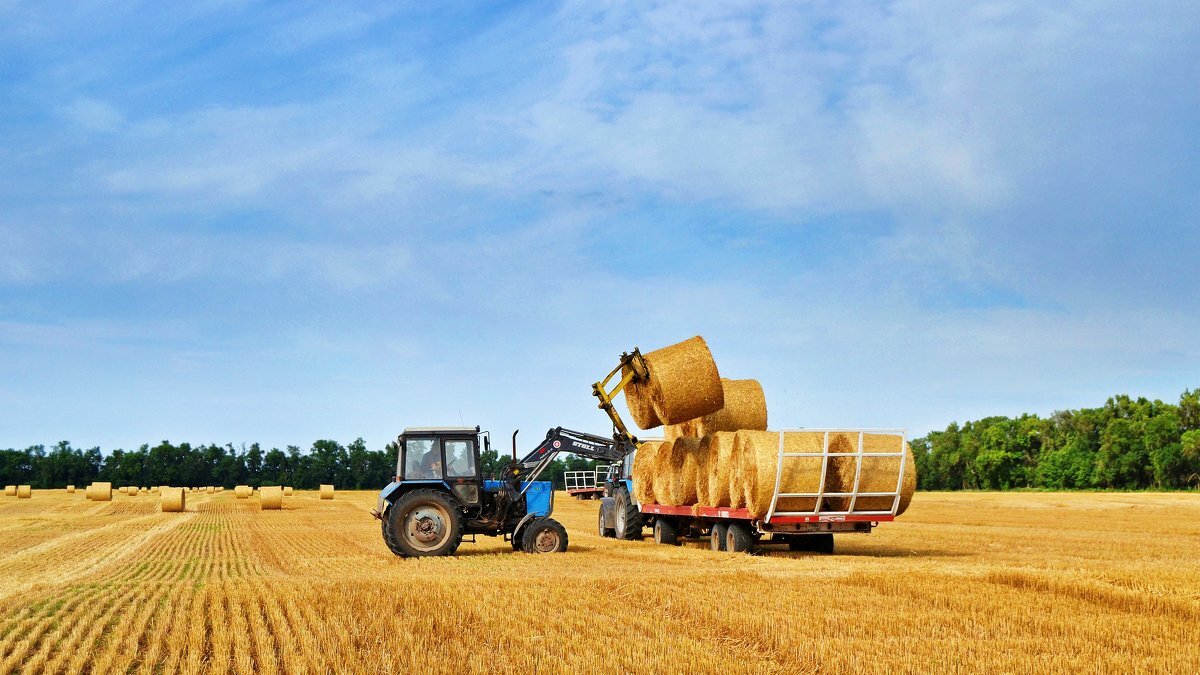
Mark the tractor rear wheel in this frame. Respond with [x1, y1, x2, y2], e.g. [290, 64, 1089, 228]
[385, 489, 462, 558]
[614, 488, 643, 540]
[381, 519, 407, 557]
[521, 518, 569, 553]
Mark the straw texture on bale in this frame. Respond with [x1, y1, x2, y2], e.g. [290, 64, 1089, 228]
[160, 487, 186, 513]
[736, 431, 843, 518]
[677, 379, 768, 438]
[663, 424, 686, 441]
[319, 484, 335, 500]
[260, 486, 283, 510]
[631, 441, 667, 505]
[652, 438, 702, 505]
[67, 485, 76, 493]
[622, 364, 662, 430]
[702, 432, 738, 507]
[625, 336, 723, 428]
[828, 433, 917, 515]
[88, 482, 112, 502]
[17, 485, 31, 499]
[4, 485, 14, 497]
[283, 486, 293, 496]
[235, 485, 251, 499]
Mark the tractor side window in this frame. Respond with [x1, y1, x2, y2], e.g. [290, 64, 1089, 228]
[404, 439, 440, 480]
[444, 440, 476, 478]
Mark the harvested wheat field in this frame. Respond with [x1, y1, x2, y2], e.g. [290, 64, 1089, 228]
[0, 490, 1197, 674]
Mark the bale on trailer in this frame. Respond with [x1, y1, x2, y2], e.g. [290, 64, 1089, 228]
[736, 431, 842, 518]
[828, 433, 917, 515]
[260, 486, 283, 510]
[631, 441, 666, 504]
[67, 485, 76, 494]
[161, 487, 186, 513]
[703, 432, 737, 507]
[319, 484, 335, 500]
[4, 485, 15, 497]
[663, 424, 685, 441]
[17, 485, 31, 499]
[678, 379, 768, 438]
[283, 487, 293, 496]
[654, 438, 702, 505]
[690, 441, 713, 506]
[624, 336, 723, 428]
[235, 485, 251, 499]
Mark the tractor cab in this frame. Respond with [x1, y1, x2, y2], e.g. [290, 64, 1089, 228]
[394, 426, 484, 506]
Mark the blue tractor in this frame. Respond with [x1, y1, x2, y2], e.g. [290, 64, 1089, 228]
[374, 425, 631, 557]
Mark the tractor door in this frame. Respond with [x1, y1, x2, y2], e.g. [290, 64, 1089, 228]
[441, 436, 482, 506]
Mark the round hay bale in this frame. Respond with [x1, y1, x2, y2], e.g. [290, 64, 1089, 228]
[319, 484, 335, 500]
[663, 424, 687, 441]
[691, 441, 713, 506]
[260, 486, 283, 510]
[623, 365, 662, 430]
[234, 485, 251, 499]
[631, 441, 666, 504]
[206, 486, 215, 494]
[160, 487, 186, 513]
[89, 482, 113, 502]
[4, 485, 15, 497]
[283, 486, 293, 496]
[631, 336, 724, 427]
[139, 487, 148, 495]
[66, 485, 76, 493]
[829, 434, 917, 515]
[216, 487, 224, 493]
[688, 379, 768, 437]
[703, 432, 737, 507]
[17, 485, 31, 499]
[654, 437, 701, 506]
[737, 431, 841, 518]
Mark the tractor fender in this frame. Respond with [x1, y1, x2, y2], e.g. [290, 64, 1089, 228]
[513, 512, 539, 540]
[376, 481, 402, 515]
[599, 496, 618, 531]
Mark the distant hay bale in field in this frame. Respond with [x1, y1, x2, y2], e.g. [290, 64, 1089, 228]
[319, 484, 335, 500]
[161, 487, 186, 513]
[139, 487, 148, 494]
[235, 485, 251, 499]
[88, 482, 112, 502]
[206, 486, 215, 494]
[260, 486, 283, 510]
[828, 433, 917, 515]
[737, 431, 842, 518]
[631, 441, 667, 505]
[624, 336, 723, 429]
[5, 485, 15, 497]
[67, 485, 75, 493]
[703, 432, 737, 507]
[151, 487, 159, 494]
[216, 487, 224, 493]
[17, 485, 31, 499]
[283, 487, 293, 496]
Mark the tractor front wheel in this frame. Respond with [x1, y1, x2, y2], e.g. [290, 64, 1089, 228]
[521, 518, 569, 553]
[385, 489, 463, 558]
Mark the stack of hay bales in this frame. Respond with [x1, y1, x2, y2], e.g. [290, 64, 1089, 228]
[319, 484, 335, 500]
[87, 482, 113, 501]
[161, 487, 186, 513]
[17, 485, 32, 499]
[234, 485, 251, 499]
[628, 336, 917, 516]
[260, 486, 283, 510]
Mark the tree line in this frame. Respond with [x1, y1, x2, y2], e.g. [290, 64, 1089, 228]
[0, 439, 603, 491]
[910, 389, 1200, 490]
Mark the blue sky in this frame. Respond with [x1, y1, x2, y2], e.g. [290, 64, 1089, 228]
[1, 1, 1198, 452]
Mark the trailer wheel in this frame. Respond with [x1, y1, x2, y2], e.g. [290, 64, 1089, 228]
[614, 489, 643, 540]
[710, 522, 729, 551]
[653, 518, 679, 546]
[598, 504, 615, 538]
[521, 518, 569, 553]
[725, 522, 755, 553]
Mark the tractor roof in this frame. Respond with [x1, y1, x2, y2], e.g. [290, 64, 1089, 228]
[402, 426, 480, 434]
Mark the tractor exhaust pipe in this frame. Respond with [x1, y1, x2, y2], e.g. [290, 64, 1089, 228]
[511, 430, 519, 462]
